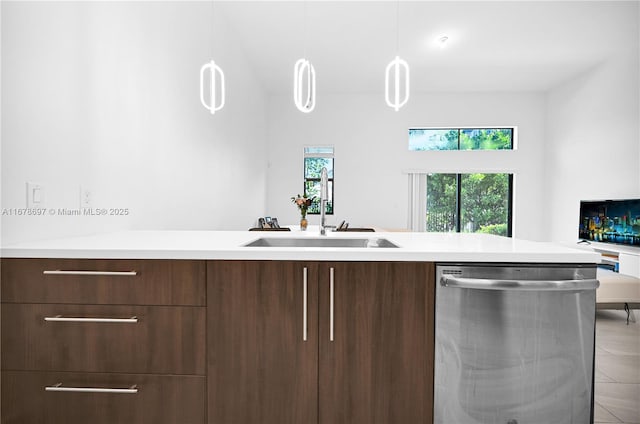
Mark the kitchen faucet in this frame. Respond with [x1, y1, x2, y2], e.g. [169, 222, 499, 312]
[320, 167, 328, 235]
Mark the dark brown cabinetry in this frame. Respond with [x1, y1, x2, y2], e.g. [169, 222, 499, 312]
[318, 262, 434, 424]
[2, 258, 434, 424]
[1, 258, 206, 424]
[2, 304, 205, 374]
[207, 260, 435, 424]
[1, 258, 206, 305]
[208, 261, 319, 424]
[2, 371, 205, 424]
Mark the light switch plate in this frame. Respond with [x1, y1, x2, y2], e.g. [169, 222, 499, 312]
[26, 182, 44, 208]
[80, 186, 92, 209]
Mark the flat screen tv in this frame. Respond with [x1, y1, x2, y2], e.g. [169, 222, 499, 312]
[579, 199, 640, 247]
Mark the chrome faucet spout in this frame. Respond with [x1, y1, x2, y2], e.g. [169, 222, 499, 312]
[320, 167, 328, 235]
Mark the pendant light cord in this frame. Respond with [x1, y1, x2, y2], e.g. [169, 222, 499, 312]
[211, 0, 215, 56]
[303, 0, 308, 59]
[395, 0, 400, 55]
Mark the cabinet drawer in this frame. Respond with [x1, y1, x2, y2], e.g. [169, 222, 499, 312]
[0, 258, 206, 305]
[1, 304, 205, 375]
[1, 370, 205, 424]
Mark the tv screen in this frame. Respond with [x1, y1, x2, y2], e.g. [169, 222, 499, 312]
[579, 199, 640, 247]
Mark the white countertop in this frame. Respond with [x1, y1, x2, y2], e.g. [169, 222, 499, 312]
[0, 230, 600, 263]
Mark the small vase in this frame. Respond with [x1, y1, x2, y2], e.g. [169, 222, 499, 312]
[300, 217, 308, 231]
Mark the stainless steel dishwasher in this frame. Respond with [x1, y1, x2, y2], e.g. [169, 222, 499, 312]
[434, 264, 599, 424]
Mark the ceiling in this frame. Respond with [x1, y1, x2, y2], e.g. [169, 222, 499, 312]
[217, 0, 638, 94]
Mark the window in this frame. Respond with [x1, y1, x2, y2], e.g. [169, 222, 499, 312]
[304, 146, 334, 215]
[426, 173, 513, 236]
[409, 128, 514, 151]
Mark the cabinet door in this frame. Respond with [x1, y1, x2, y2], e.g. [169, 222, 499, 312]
[318, 262, 435, 424]
[207, 261, 318, 424]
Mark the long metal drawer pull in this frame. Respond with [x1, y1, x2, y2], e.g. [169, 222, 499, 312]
[329, 267, 335, 342]
[44, 315, 138, 323]
[440, 276, 599, 291]
[43, 270, 137, 276]
[303, 267, 308, 342]
[45, 383, 138, 394]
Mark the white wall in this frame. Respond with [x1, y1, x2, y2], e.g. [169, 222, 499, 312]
[1, 1, 268, 244]
[545, 3, 640, 243]
[3, 2, 637, 246]
[266, 92, 547, 241]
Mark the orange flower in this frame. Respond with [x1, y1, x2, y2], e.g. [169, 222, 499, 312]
[291, 194, 314, 218]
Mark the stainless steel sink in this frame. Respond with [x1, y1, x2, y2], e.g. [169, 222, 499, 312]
[243, 237, 399, 248]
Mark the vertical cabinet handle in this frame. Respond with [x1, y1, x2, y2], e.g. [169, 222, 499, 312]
[330, 267, 335, 342]
[303, 267, 308, 342]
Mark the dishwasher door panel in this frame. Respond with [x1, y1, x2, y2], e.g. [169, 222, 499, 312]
[434, 265, 597, 424]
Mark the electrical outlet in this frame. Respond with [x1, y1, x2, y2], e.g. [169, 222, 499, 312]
[80, 186, 92, 209]
[26, 182, 44, 208]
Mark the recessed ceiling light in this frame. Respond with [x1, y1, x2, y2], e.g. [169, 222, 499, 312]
[437, 35, 449, 48]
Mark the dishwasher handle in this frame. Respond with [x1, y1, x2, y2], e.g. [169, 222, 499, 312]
[440, 275, 599, 291]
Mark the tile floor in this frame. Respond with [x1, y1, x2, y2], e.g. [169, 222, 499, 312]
[594, 309, 640, 424]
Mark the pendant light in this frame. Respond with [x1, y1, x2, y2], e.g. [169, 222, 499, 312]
[385, 0, 410, 111]
[294, 59, 316, 113]
[293, 1, 316, 113]
[200, 0, 225, 115]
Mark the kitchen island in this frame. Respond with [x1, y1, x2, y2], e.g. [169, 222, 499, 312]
[1, 231, 600, 424]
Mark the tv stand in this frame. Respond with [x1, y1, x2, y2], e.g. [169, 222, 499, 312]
[588, 242, 640, 278]
[580, 243, 640, 324]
